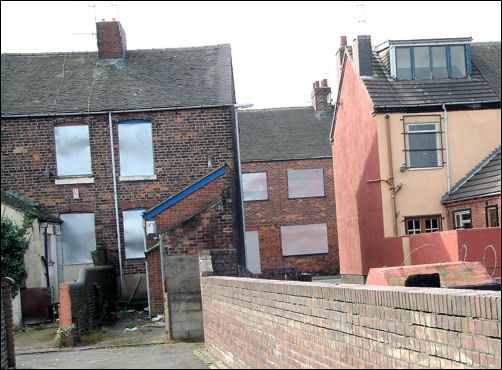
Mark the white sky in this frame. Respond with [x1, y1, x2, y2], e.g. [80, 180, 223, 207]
[2, 1, 501, 109]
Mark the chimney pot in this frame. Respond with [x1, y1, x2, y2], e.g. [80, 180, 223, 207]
[340, 36, 347, 47]
[321, 79, 328, 87]
[314, 81, 320, 88]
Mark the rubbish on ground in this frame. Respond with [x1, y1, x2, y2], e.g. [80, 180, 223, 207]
[151, 315, 164, 322]
[124, 327, 138, 332]
[122, 309, 135, 313]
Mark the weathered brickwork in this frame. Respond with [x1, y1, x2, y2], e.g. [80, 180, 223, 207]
[1, 107, 240, 295]
[58, 266, 117, 346]
[1, 278, 16, 369]
[202, 277, 501, 369]
[445, 196, 501, 230]
[242, 158, 338, 273]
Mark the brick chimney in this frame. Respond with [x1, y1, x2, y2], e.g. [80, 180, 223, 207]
[336, 36, 347, 86]
[96, 20, 127, 64]
[352, 35, 373, 77]
[311, 79, 333, 115]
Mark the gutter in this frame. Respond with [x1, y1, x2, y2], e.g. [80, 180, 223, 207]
[1, 103, 235, 119]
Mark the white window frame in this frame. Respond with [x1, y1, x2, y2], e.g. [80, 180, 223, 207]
[454, 209, 472, 229]
[405, 122, 441, 169]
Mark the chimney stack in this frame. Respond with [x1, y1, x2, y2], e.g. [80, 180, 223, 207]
[336, 36, 348, 86]
[352, 35, 373, 77]
[96, 20, 127, 64]
[311, 79, 333, 115]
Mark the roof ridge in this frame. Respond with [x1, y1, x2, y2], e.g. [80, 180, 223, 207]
[239, 105, 313, 112]
[442, 145, 501, 202]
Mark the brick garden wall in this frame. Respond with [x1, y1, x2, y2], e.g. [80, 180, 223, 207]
[201, 276, 501, 369]
[1, 278, 16, 369]
[1, 106, 239, 298]
[242, 158, 338, 274]
[58, 265, 117, 346]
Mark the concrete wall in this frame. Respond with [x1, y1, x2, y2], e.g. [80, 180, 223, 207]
[58, 265, 117, 346]
[201, 276, 501, 369]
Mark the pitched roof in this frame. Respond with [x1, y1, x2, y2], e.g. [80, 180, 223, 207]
[1, 44, 234, 116]
[345, 41, 501, 111]
[1, 190, 61, 223]
[442, 146, 501, 204]
[238, 106, 333, 162]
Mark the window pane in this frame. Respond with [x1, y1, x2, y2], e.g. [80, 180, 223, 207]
[61, 213, 96, 264]
[118, 122, 154, 176]
[450, 46, 466, 77]
[425, 218, 439, 232]
[407, 123, 439, 168]
[407, 219, 421, 235]
[487, 207, 499, 227]
[124, 209, 146, 259]
[287, 169, 324, 198]
[281, 224, 329, 256]
[396, 47, 412, 80]
[55, 126, 92, 176]
[414, 47, 431, 79]
[431, 46, 448, 78]
[245, 231, 261, 274]
[242, 172, 268, 201]
[454, 210, 472, 229]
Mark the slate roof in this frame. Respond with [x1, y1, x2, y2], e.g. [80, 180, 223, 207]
[238, 106, 333, 162]
[344, 41, 501, 111]
[1, 190, 61, 223]
[1, 44, 234, 116]
[442, 146, 501, 204]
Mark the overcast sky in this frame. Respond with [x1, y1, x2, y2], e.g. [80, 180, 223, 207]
[2, 1, 501, 109]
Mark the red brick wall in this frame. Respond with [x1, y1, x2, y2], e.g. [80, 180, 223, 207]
[242, 158, 338, 273]
[1, 278, 16, 369]
[1, 107, 240, 296]
[445, 196, 501, 230]
[145, 248, 164, 316]
[202, 276, 502, 369]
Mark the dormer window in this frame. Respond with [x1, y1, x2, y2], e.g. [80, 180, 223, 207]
[391, 42, 471, 80]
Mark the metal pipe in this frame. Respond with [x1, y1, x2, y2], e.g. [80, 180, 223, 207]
[233, 103, 253, 268]
[443, 104, 452, 193]
[109, 112, 124, 299]
[141, 224, 152, 318]
[384, 114, 398, 236]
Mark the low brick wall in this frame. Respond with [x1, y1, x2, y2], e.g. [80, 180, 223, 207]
[201, 277, 501, 369]
[1, 278, 16, 369]
[59, 265, 117, 346]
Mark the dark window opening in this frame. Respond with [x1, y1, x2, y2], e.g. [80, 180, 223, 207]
[405, 273, 441, 288]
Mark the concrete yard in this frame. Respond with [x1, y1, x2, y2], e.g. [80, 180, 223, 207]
[14, 309, 222, 369]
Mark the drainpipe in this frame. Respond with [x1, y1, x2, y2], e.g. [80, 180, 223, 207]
[442, 104, 451, 193]
[232, 103, 253, 266]
[109, 112, 125, 299]
[142, 225, 152, 318]
[384, 114, 399, 236]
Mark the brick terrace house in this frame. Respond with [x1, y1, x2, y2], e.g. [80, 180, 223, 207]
[237, 80, 339, 277]
[331, 35, 501, 283]
[1, 20, 243, 302]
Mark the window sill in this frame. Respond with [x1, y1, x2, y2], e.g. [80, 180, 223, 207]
[55, 176, 94, 185]
[406, 167, 443, 171]
[119, 174, 157, 181]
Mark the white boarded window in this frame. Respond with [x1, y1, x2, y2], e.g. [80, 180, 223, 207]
[242, 172, 268, 201]
[245, 231, 261, 274]
[60, 213, 96, 264]
[118, 121, 154, 177]
[287, 169, 324, 198]
[123, 209, 146, 259]
[54, 125, 92, 176]
[281, 223, 329, 256]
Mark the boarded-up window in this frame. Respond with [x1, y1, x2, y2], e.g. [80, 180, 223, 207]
[287, 169, 324, 198]
[281, 223, 329, 256]
[245, 231, 261, 274]
[123, 209, 146, 259]
[118, 121, 154, 177]
[54, 125, 92, 176]
[60, 213, 96, 264]
[242, 172, 268, 201]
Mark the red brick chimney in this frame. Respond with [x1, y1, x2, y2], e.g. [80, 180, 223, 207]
[96, 20, 127, 63]
[311, 79, 333, 114]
